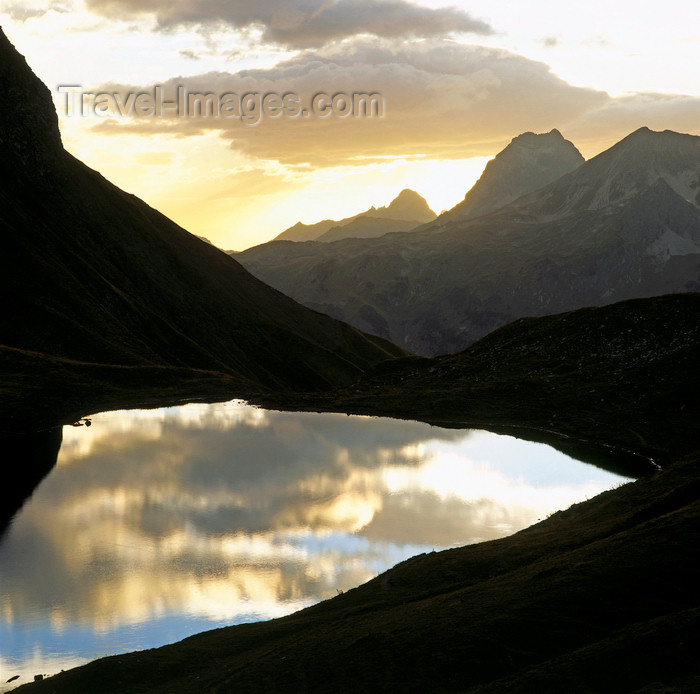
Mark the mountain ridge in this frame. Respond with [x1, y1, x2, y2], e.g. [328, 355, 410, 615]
[272, 188, 436, 243]
[0, 28, 406, 399]
[317, 215, 425, 242]
[238, 127, 700, 355]
[502, 126, 700, 221]
[0, 27, 63, 174]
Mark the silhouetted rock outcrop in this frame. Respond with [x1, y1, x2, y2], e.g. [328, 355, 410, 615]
[0, 28, 63, 174]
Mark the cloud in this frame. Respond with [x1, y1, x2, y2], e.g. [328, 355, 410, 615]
[83, 0, 493, 48]
[84, 37, 700, 168]
[179, 48, 201, 60]
[576, 91, 700, 132]
[84, 39, 612, 167]
[3, 1, 71, 21]
[3, 402, 620, 640]
[559, 90, 700, 157]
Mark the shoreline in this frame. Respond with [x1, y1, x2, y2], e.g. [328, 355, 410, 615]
[11, 444, 699, 693]
[5, 294, 699, 692]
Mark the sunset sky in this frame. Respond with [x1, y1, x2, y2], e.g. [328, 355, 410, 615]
[2, 1, 699, 249]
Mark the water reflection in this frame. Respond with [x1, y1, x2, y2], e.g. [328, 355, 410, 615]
[0, 427, 62, 531]
[0, 401, 630, 689]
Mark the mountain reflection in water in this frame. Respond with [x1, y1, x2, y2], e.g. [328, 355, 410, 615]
[0, 401, 630, 688]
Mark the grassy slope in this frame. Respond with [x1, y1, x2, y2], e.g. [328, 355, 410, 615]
[0, 345, 254, 432]
[13, 293, 700, 694]
[0, 154, 405, 390]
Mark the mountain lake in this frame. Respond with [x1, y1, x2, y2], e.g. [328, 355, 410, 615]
[0, 400, 632, 689]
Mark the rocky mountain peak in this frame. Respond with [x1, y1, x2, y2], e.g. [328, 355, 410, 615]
[526, 127, 700, 216]
[614, 126, 696, 152]
[509, 128, 565, 147]
[0, 28, 64, 175]
[381, 189, 437, 223]
[443, 129, 584, 221]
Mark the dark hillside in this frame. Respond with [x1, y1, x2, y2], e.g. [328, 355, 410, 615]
[0, 29, 405, 403]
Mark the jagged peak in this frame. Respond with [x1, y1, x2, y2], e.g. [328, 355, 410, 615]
[582, 127, 700, 181]
[510, 128, 566, 146]
[621, 126, 663, 145]
[393, 188, 424, 201]
[441, 129, 583, 221]
[622, 126, 693, 140]
[510, 127, 700, 216]
[487, 129, 583, 168]
[382, 189, 436, 221]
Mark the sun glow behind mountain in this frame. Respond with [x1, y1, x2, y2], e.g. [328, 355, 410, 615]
[2, 0, 699, 249]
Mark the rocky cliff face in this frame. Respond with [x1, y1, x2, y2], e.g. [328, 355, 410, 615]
[238, 128, 700, 356]
[441, 129, 584, 222]
[0, 29, 63, 175]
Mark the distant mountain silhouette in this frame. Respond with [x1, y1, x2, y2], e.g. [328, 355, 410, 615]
[0, 29, 405, 394]
[440, 129, 584, 222]
[239, 128, 700, 355]
[374, 188, 437, 222]
[275, 218, 339, 242]
[272, 189, 436, 243]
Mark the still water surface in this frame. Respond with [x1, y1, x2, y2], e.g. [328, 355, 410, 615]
[0, 400, 630, 688]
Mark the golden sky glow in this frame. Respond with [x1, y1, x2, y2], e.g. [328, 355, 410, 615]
[1, 1, 699, 248]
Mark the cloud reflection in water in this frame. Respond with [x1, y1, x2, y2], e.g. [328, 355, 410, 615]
[0, 401, 629, 687]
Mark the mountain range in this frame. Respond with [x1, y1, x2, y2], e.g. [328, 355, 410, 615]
[2, 26, 700, 694]
[0, 29, 405, 406]
[238, 127, 700, 355]
[271, 188, 436, 243]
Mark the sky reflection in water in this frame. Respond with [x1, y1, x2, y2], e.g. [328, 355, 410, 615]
[0, 400, 630, 688]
